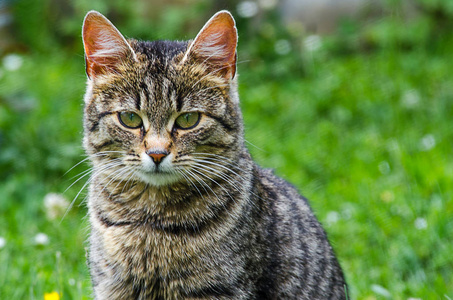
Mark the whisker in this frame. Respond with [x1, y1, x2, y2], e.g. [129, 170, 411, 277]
[189, 158, 265, 211]
[191, 156, 263, 209]
[64, 158, 124, 192]
[60, 159, 125, 223]
[244, 139, 265, 152]
[236, 59, 251, 65]
[191, 158, 243, 181]
[176, 153, 246, 200]
[121, 169, 139, 194]
[190, 164, 242, 200]
[192, 152, 240, 165]
[189, 165, 235, 204]
[176, 169, 205, 201]
[185, 168, 212, 196]
[192, 154, 242, 172]
[92, 150, 125, 155]
[109, 169, 131, 195]
[63, 168, 93, 194]
[96, 165, 132, 199]
[64, 156, 92, 176]
[67, 166, 93, 182]
[60, 177, 91, 224]
[187, 169, 231, 220]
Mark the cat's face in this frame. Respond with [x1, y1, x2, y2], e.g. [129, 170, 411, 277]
[82, 11, 241, 188]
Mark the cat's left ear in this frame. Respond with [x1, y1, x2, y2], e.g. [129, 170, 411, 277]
[182, 11, 237, 80]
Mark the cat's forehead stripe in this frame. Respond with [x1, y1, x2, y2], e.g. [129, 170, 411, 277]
[132, 40, 188, 62]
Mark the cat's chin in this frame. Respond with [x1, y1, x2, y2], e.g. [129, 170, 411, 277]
[136, 171, 182, 187]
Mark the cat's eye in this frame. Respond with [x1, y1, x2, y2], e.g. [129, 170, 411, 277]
[118, 112, 143, 129]
[175, 112, 200, 130]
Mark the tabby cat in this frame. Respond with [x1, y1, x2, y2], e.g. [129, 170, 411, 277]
[82, 10, 347, 299]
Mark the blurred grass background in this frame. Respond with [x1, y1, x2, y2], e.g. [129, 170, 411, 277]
[0, 0, 452, 298]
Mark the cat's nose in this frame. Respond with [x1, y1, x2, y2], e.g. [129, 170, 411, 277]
[146, 150, 168, 165]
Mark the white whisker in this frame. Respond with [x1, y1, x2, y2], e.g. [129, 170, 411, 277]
[191, 159, 243, 186]
[192, 154, 242, 172]
[176, 169, 205, 201]
[61, 158, 126, 223]
[189, 165, 235, 204]
[96, 165, 132, 199]
[187, 155, 262, 210]
[192, 152, 241, 168]
[64, 156, 92, 176]
[64, 158, 123, 193]
[121, 169, 139, 194]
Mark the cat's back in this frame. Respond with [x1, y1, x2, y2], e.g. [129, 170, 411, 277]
[252, 166, 347, 299]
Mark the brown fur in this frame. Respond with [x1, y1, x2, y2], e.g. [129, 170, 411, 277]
[82, 10, 347, 299]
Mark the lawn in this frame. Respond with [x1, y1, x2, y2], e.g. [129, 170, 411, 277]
[0, 2, 452, 299]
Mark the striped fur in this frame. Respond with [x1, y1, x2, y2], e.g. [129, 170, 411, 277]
[82, 11, 347, 299]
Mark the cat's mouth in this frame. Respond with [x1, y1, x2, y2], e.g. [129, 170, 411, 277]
[137, 169, 182, 187]
[145, 165, 167, 174]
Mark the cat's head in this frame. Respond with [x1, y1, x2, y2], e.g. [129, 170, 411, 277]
[82, 10, 243, 188]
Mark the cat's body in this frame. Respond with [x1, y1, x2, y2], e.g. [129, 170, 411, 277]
[82, 11, 347, 299]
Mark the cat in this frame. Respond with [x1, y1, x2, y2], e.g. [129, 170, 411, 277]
[82, 9, 347, 300]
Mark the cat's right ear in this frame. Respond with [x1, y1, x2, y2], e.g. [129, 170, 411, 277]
[82, 11, 137, 79]
[181, 11, 238, 80]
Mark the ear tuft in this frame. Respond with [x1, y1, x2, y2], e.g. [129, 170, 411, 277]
[82, 10, 136, 79]
[182, 11, 237, 80]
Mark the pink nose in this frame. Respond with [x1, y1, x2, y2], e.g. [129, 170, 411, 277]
[146, 151, 168, 164]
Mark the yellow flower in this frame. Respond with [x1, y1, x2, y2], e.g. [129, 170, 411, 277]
[44, 291, 60, 300]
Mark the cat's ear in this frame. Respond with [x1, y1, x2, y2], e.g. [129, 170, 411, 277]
[82, 10, 137, 79]
[182, 10, 237, 80]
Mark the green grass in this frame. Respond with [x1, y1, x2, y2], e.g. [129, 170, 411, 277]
[243, 48, 453, 298]
[241, 48, 453, 298]
[1, 17, 453, 300]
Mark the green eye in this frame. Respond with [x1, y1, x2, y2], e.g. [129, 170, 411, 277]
[175, 112, 200, 129]
[118, 112, 143, 129]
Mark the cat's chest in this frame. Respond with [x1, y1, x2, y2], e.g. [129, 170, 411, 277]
[97, 220, 214, 279]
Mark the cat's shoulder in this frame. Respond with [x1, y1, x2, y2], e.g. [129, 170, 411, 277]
[254, 165, 311, 207]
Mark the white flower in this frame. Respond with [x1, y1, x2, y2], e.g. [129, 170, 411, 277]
[0, 237, 6, 249]
[380, 190, 395, 202]
[420, 134, 435, 151]
[3, 54, 23, 71]
[258, 0, 277, 10]
[371, 284, 391, 298]
[325, 211, 340, 226]
[341, 204, 356, 220]
[401, 89, 420, 109]
[414, 217, 428, 230]
[34, 233, 49, 245]
[303, 35, 322, 52]
[274, 39, 291, 55]
[44, 193, 70, 220]
[237, 1, 259, 18]
[68, 278, 76, 286]
[378, 161, 390, 175]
